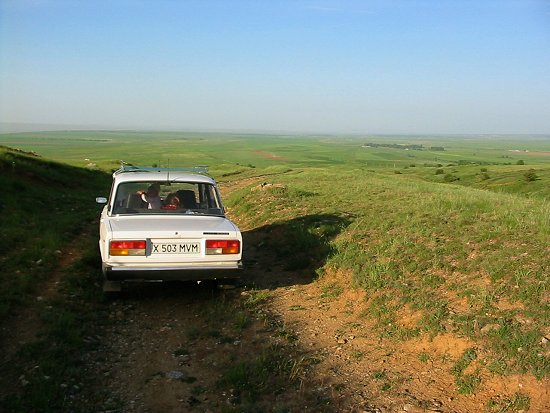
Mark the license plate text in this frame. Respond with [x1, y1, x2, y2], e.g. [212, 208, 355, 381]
[152, 243, 200, 254]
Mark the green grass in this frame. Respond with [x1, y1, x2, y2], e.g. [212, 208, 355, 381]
[449, 348, 482, 394]
[226, 159, 550, 379]
[1, 228, 107, 412]
[218, 344, 294, 404]
[0, 147, 112, 412]
[0, 146, 110, 321]
[486, 392, 530, 413]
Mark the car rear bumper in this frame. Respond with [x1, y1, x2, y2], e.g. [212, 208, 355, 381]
[103, 262, 243, 281]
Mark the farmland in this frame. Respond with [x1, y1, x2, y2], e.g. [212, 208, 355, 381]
[4, 131, 550, 170]
[0, 131, 549, 412]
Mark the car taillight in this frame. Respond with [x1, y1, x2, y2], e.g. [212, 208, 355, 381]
[109, 240, 146, 256]
[205, 240, 240, 255]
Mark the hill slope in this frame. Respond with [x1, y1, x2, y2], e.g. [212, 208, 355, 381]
[0, 146, 110, 319]
[225, 165, 549, 406]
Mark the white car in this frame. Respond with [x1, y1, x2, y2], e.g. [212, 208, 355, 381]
[96, 166, 243, 291]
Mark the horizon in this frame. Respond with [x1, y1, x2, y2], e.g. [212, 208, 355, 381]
[1, 1, 550, 135]
[2, 122, 550, 139]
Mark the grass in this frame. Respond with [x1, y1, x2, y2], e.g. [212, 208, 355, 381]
[218, 344, 294, 404]
[451, 348, 479, 394]
[0, 147, 111, 411]
[0, 147, 110, 320]
[226, 161, 549, 382]
[486, 392, 531, 413]
[305, 172, 549, 376]
[1, 228, 107, 412]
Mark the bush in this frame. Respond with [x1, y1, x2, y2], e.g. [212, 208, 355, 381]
[435, 169, 444, 175]
[444, 173, 460, 182]
[517, 160, 525, 165]
[524, 169, 538, 182]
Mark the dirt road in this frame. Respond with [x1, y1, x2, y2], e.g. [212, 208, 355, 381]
[71, 219, 549, 413]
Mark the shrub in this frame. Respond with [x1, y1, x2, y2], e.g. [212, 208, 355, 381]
[444, 173, 460, 182]
[517, 160, 525, 165]
[435, 169, 444, 175]
[524, 169, 538, 182]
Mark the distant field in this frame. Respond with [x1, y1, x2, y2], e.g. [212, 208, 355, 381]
[2, 131, 550, 173]
[2, 131, 550, 200]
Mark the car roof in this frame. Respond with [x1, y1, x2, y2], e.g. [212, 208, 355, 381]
[113, 171, 216, 185]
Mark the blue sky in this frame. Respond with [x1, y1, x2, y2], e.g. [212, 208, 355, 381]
[1, 0, 549, 134]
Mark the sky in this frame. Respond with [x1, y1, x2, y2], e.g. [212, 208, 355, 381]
[1, 0, 549, 135]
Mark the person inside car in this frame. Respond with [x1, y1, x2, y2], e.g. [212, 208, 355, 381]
[161, 192, 180, 210]
[138, 183, 161, 209]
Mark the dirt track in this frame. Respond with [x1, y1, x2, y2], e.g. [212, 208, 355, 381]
[70, 219, 549, 413]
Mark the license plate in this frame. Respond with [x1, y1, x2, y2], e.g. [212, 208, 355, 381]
[151, 242, 200, 254]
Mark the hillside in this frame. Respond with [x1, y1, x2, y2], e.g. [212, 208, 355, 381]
[0, 146, 110, 319]
[228, 165, 550, 374]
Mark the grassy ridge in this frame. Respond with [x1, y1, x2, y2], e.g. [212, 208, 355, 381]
[226, 165, 550, 383]
[0, 146, 112, 412]
[0, 146, 110, 319]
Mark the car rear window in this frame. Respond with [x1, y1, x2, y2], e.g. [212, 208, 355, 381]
[111, 181, 224, 216]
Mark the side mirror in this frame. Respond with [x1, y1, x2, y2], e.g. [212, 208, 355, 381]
[96, 197, 107, 204]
